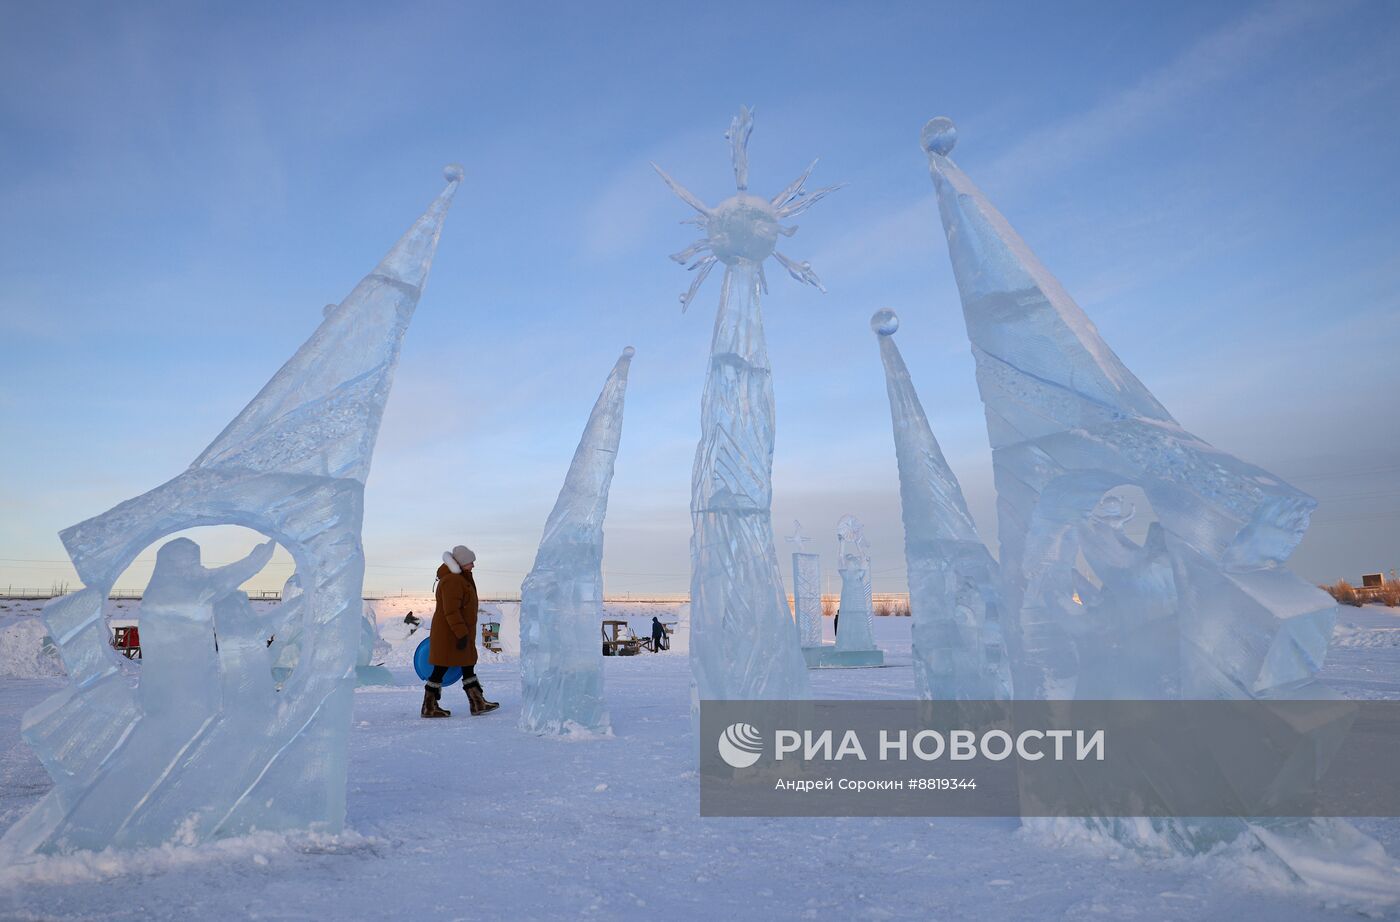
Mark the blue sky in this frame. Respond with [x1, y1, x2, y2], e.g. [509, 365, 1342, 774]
[2, 0, 1398, 597]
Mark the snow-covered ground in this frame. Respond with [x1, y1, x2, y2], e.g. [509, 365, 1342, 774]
[1, 600, 1398, 919]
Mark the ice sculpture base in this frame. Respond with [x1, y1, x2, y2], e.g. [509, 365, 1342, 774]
[803, 646, 885, 668]
[356, 665, 396, 687]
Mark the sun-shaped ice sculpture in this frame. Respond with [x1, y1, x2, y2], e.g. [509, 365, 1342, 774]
[652, 106, 844, 312]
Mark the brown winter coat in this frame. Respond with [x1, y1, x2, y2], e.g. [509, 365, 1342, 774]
[428, 561, 479, 667]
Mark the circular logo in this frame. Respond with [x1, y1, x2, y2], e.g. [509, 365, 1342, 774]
[717, 722, 764, 769]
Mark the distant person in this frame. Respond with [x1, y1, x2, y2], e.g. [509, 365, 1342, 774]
[421, 545, 500, 719]
[651, 616, 666, 653]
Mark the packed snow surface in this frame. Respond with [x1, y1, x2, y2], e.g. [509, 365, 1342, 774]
[2, 601, 1398, 919]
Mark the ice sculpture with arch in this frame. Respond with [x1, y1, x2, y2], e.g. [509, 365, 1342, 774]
[2, 165, 462, 855]
[919, 116, 1395, 884]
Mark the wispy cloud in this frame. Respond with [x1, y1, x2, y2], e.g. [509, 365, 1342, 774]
[981, 1, 1348, 190]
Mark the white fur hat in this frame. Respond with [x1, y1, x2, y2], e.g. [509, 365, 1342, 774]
[451, 545, 476, 567]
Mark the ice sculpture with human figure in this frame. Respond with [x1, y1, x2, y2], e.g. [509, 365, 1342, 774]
[833, 516, 876, 654]
[920, 116, 1397, 893]
[1, 165, 462, 855]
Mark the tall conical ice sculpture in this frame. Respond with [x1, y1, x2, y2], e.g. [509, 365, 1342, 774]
[920, 117, 1394, 887]
[519, 347, 635, 736]
[655, 107, 841, 706]
[2, 166, 462, 855]
[871, 308, 1009, 699]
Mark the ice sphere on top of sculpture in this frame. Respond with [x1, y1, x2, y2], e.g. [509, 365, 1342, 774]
[872, 309, 1009, 700]
[707, 195, 782, 264]
[921, 117, 957, 156]
[871, 308, 899, 336]
[653, 105, 844, 312]
[519, 347, 634, 736]
[3, 167, 460, 856]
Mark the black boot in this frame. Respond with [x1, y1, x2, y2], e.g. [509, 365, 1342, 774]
[464, 676, 500, 715]
[421, 685, 451, 718]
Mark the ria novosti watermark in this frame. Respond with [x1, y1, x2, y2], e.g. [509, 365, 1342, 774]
[757, 725, 1104, 765]
[699, 700, 1400, 818]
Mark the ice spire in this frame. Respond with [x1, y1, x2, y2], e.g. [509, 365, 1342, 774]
[920, 118, 1330, 701]
[3, 166, 462, 855]
[519, 347, 635, 736]
[871, 308, 1009, 699]
[655, 108, 840, 706]
[195, 166, 463, 480]
[920, 117, 1384, 880]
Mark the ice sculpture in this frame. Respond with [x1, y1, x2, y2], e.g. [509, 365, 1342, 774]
[871, 309, 1010, 700]
[832, 516, 881, 665]
[3, 165, 462, 855]
[356, 603, 393, 687]
[656, 107, 841, 703]
[268, 573, 304, 688]
[920, 118, 1389, 879]
[786, 521, 822, 648]
[266, 586, 388, 687]
[519, 347, 635, 736]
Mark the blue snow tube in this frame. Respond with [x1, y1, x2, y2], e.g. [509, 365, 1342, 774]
[413, 636, 462, 685]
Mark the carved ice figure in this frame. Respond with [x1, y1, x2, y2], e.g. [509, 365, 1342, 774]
[920, 117, 1395, 888]
[519, 347, 635, 736]
[263, 580, 389, 686]
[787, 521, 822, 648]
[655, 107, 841, 705]
[871, 309, 1010, 700]
[268, 573, 304, 688]
[138, 537, 275, 724]
[2, 165, 461, 855]
[833, 516, 876, 654]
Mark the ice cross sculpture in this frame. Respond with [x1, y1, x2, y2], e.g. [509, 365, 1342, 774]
[655, 107, 841, 705]
[871, 308, 1010, 700]
[2, 166, 462, 855]
[919, 117, 1392, 879]
[519, 347, 635, 736]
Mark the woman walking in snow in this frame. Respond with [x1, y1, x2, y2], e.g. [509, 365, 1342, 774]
[421, 545, 500, 718]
